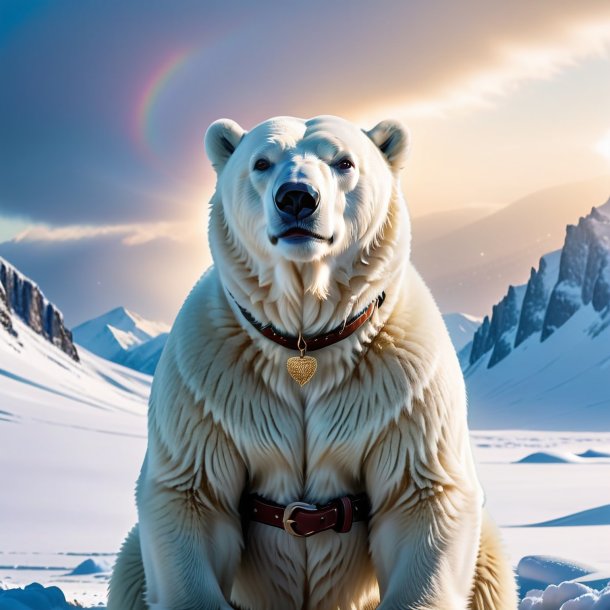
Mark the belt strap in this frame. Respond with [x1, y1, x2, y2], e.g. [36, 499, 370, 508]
[245, 493, 370, 537]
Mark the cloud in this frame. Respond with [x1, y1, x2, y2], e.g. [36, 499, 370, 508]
[0, 222, 211, 326]
[13, 220, 201, 246]
[1, 0, 610, 228]
[385, 19, 610, 120]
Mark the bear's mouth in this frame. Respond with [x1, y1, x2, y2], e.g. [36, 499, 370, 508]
[275, 227, 333, 243]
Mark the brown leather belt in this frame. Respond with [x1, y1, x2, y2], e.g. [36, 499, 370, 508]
[244, 493, 370, 537]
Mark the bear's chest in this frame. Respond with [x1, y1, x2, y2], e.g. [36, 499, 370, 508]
[233, 391, 370, 503]
[230, 343, 407, 505]
[228, 347, 401, 610]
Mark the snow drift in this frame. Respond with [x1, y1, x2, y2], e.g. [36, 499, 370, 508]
[520, 582, 610, 609]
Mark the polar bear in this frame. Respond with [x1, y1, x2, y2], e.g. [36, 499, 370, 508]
[108, 115, 517, 610]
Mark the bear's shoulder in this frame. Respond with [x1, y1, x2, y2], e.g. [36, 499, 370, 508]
[167, 266, 227, 352]
[372, 264, 465, 404]
[151, 267, 240, 404]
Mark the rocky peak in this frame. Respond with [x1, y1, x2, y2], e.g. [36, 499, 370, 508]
[467, 198, 610, 369]
[0, 257, 79, 361]
[469, 284, 522, 367]
[515, 253, 558, 347]
[542, 204, 610, 340]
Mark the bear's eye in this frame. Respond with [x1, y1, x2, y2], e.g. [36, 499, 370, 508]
[253, 158, 271, 172]
[335, 158, 355, 171]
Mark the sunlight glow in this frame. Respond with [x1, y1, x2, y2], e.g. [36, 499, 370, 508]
[596, 130, 610, 162]
[361, 17, 610, 123]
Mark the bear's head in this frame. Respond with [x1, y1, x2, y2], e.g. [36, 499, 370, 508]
[205, 115, 411, 335]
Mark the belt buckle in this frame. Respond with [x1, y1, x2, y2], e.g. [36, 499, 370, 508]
[283, 501, 317, 537]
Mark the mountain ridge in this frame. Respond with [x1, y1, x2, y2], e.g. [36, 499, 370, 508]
[469, 199, 610, 368]
[464, 197, 610, 430]
[0, 256, 78, 361]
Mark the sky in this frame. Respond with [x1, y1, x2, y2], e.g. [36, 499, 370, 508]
[1, 1, 610, 325]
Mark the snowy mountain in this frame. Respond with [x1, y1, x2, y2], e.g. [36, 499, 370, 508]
[0, 256, 78, 361]
[464, 198, 610, 430]
[442, 312, 481, 352]
[73, 306, 169, 374]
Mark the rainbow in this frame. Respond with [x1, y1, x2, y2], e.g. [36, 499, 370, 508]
[135, 49, 192, 156]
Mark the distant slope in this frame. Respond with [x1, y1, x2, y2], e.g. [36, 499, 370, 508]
[442, 312, 481, 352]
[412, 175, 610, 316]
[74, 306, 169, 374]
[119, 331, 169, 375]
[522, 505, 610, 528]
[411, 204, 498, 247]
[465, 305, 610, 430]
[0, 314, 149, 561]
[0, 315, 150, 428]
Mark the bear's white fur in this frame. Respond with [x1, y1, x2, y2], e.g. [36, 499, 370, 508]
[108, 115, 517, 609]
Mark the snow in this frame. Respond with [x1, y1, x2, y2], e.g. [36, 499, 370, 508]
[465, 304, 610, 430]
[118, 332, 168, 375]
[517, 556, 598, 588]
[67, 559, 112, 577]
[579, 450, 610, 458]
[442, 312, 481, 351]
[105, 325, 143, 352]
[73, 306, 169, 362]
[520, 582, 610, 609]
[515, 451, 610, 464]
[472, 431, 610, 603]
[520, 505, 610, 528]
[0, 317, 148, 606]
[0, 582, 79, 609]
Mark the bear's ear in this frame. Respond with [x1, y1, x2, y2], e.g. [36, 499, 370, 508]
[205, 119, 246, 172]
[365, 120, 410, 173]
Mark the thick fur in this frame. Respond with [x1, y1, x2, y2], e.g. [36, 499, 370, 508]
[108, 115, 517, 609]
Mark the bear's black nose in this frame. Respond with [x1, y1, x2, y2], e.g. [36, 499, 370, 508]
[274, 183, 320, 220]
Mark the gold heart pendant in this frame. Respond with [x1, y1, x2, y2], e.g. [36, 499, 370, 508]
[286, 355, 317, 386]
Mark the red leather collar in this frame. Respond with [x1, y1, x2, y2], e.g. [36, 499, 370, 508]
[232, 292, 385, 352]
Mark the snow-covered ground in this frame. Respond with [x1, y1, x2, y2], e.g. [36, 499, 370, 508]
[472, 431, 610, 602]
[0, 318, 148, 606]
[1, 320, 609, 608]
